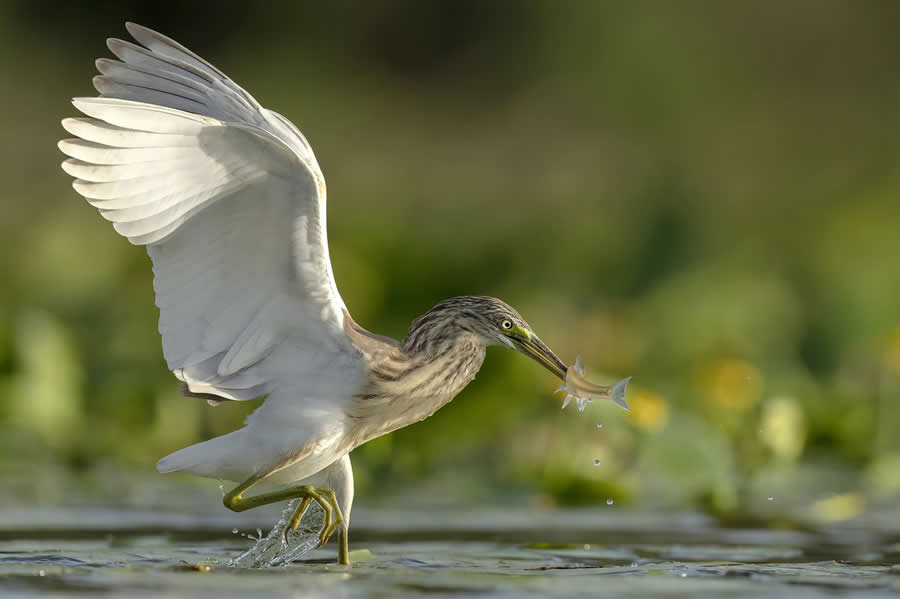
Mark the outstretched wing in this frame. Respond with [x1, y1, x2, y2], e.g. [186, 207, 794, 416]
[58, 24, 365, 434]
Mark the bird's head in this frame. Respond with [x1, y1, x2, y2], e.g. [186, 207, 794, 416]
[405, 296, 568, 381]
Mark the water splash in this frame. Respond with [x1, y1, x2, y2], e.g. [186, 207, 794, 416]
[229, 499, 326, 568]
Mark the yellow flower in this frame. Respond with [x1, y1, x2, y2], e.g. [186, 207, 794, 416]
[759, 395, 806, 461]
[884, 325, 900, 373]
[698, 358, 763, 411]
[628, 390, 668, 433]
[811, 493, 865, 523]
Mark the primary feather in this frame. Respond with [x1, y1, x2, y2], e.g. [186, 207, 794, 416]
[59, 22, 365, 481]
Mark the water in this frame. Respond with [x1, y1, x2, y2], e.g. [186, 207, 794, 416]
[229, 498, 325, 568]
[0, 507, 897, 597]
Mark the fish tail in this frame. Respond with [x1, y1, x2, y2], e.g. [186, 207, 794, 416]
[610, 376, 631, 412]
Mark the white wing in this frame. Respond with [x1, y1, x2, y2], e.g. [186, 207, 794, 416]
[58, 23, 365, 463]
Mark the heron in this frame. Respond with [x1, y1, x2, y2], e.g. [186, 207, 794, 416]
[58, 23, 591, 565]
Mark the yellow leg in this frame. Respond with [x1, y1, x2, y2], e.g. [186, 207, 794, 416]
[319, 489, 343, 543]
[338, 525, 349, 565]
[223, 475, 348, 564]
[284, 496, 312, 544]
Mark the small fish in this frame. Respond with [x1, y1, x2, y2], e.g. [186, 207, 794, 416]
[556, 356, 631, 412]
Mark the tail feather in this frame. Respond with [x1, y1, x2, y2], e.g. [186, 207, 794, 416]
[157, 430, 247, 478]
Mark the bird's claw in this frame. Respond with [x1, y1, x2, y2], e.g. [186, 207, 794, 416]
[283, 496, 312, 544]
[281, 487, 344, 548]
[316, 489, 344, 548]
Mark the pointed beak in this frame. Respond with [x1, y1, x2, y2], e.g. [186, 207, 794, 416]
[511, 333, 568, 381]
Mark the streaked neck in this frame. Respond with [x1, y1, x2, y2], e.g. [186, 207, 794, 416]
[348, 334, 486, 444]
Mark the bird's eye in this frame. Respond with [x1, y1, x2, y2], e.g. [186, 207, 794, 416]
[501, 319, 513, 330]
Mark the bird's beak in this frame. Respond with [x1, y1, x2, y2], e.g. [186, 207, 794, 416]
[511, 333, 568, 381]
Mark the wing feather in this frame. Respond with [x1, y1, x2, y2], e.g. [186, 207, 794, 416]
[59, 24, 367, 459]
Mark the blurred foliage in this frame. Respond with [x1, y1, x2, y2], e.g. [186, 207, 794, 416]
[2, 0, 900, 521]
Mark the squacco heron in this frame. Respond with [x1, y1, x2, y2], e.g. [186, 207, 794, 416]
[59, 23, 583, 566]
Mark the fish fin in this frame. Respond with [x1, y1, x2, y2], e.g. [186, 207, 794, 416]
[575, 355, 585, 377]
[610, 376, 631, 412]
[555, 384, 566, 393]
[561, 395, 572, 409]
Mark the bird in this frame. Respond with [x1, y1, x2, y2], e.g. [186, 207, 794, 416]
[58, 23, 575, 566]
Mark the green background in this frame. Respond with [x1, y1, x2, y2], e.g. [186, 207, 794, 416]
[2, 1, 899, 524]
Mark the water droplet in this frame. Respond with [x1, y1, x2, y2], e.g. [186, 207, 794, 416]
[680, 572, 687, 578]
[232, 528, 238, 534]
[606, 499, 614, 505]
[767, 496, 774, 502]
[596, 423, 603, 429]
[593, 459, 600, 466]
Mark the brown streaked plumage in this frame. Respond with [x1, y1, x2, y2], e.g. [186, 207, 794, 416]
[344, 296, 561, 446]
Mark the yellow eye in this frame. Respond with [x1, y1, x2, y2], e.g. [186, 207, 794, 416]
[501, 319, 513, 330]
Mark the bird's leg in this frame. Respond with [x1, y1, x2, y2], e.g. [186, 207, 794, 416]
[319, 489, 344, 542]
[338, 522, 349, 565]
[223, 475, 347, 563]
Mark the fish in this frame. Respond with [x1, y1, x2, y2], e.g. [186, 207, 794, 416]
[556, 356, 631, 412]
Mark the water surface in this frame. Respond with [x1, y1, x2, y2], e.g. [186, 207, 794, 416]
[1, 506, 897, 597]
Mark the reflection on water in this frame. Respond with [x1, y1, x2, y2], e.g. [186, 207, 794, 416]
[0, 507, 897, 597]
